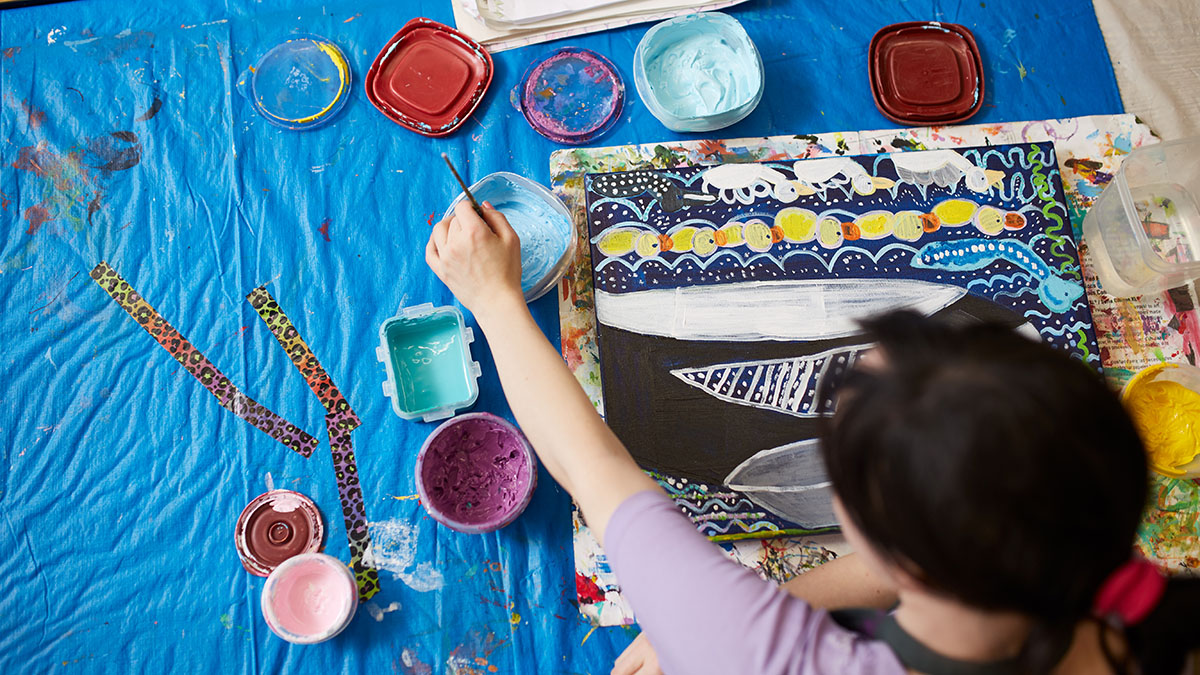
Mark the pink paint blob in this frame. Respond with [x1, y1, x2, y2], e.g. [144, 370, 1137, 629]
[261, 553, 357, 643]
[417, 413, 537, 533]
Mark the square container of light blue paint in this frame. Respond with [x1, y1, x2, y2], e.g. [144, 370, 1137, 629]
[376, 303, 481, 422]
[634, 12, 764, 132]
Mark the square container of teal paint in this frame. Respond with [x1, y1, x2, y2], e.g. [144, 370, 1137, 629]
[376, 303, 481, 422]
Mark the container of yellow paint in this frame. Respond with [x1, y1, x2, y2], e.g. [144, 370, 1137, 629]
[1122, 362, 1200, 477]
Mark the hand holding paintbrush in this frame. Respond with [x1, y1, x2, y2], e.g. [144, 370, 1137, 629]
[441, 153, 486, 217]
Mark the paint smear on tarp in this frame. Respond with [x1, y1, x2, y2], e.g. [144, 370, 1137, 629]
[362, 520, 446, 592]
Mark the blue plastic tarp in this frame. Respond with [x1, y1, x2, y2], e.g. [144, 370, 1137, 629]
[0, 0, 1120, 673]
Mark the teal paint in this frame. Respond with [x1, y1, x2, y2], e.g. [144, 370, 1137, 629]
[379, 307, 479, 420]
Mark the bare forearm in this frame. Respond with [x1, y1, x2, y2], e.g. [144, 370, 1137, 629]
[780, 552, 898, 610]
[478, 305, 658, 541]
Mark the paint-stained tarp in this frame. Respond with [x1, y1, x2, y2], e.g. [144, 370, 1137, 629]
[0, 0, 1120, 672]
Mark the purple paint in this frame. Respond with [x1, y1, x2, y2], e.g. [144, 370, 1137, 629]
[518, 47, 624, 145]
[416, 413, 537, 533]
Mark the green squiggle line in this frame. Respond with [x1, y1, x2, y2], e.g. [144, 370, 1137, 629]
[1028, 144, 1081, 280]
[1074, 327, 1093, 361]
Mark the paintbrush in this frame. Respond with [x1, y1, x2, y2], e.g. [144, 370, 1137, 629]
[441, 153, 485, 217]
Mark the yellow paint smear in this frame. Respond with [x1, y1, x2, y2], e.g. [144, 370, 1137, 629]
[262, 40, 350, 125]
[1124, 368, 1200, 476]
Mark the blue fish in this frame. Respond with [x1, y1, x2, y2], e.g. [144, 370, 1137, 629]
[912, 237, 1084, 312]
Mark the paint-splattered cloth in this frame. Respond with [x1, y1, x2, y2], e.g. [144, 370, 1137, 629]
[605, 490, 906, 674]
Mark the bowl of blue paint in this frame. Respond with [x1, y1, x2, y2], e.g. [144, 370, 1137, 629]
[376, 303, 482, 422]
[634, 12, 763, 133]
[443, 172, 575, 302]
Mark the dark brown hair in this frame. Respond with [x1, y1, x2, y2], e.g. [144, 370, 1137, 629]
[818, 311, 1198, 674]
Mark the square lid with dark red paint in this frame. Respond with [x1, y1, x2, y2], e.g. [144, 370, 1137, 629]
[869, 21, 984, 126]
[365, 18, 493, 137]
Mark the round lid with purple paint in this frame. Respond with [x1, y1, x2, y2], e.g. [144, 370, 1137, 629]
[517, 47, 624, 146]
[235, 489, 325, 577]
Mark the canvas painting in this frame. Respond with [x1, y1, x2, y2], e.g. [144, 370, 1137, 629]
[584, 142, 1098, 539]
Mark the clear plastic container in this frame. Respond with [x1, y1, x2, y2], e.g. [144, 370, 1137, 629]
[376, 303, 481, 422]
[1082, 137, 1200, 297]
[443, 172, 575, 303]
[633, 12, 764, 133]
[1121, 362, 1200, 478]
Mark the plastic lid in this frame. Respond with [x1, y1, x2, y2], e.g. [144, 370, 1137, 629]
[365, 18, 493, 137]
[239, 35, 352, 131]
[518, 47, 624, 145]
[869, 22, 983, 125]
[235, 490, 325, 576]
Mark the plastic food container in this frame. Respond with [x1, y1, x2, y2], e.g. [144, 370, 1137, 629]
[1121, 362, 1200, 478]
[416, 413, 538, 533]
[261, 553, 357, 644]
[443, 172, 575, 302]
[869, 22, 984, 126]
[377, 304, 481, 422]
[1083, 137, 1200, 298]
[634, 12, 763, 133]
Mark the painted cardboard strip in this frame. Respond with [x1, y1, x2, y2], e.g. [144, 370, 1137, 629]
[246, 286, 378, 601]
[89, 262, 318, 457]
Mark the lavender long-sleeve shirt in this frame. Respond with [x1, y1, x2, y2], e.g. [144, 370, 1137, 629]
[605, 490, 907, 675]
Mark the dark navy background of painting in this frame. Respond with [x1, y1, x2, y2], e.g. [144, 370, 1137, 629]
[585, 143, 1100, 536]
[0, 0, 1120, 672]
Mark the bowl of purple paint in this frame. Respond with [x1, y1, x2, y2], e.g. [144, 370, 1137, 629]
[415, 412, 538, 533]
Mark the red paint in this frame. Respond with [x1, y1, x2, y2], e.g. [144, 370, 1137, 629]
[364, 18, 492, 138]
[24, 202, 50, 234]
[427, 212, 436, 226]
[575, 572, 605, 604]
[19, 99, 45, 129]
[2, 47, 17, 59]
[318, 218, 331, 242]
[869, 22, 984, 126]
[13, 143, 53, 177]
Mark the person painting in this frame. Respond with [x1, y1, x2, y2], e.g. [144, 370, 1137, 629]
[427, 200, 1200, 674]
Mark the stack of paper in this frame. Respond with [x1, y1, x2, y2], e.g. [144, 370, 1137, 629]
[451, 0, 751, 53]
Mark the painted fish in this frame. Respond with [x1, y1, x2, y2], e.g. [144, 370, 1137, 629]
[912, 237, 1084, 312]
[700, 164, 801, 204]
[671, 344, 867, 417]
[723, 438, 837, 529]
[790, 157, 895, 196]
[589, 170, 716, 212]
[888, 150, 1006, 193]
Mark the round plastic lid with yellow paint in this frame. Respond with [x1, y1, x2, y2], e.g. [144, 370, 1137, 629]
[241, 35, 352, 131]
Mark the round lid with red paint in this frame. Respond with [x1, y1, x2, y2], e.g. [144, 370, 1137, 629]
[869, 21, 984, 125]
[235, 489, 325, 577]
[365, 18, 493, 137]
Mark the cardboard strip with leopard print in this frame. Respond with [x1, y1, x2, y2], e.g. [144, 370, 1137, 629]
[89, 262, 319, 457]
[246, 286, 380, 601]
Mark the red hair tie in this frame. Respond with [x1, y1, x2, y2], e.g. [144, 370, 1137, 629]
[1093, 558, 1167, 626]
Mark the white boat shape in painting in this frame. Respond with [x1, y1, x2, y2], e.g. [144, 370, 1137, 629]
[671, 344, 867, 418]
[724, 439, 837, 529]
[594, 279, 967, 342]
